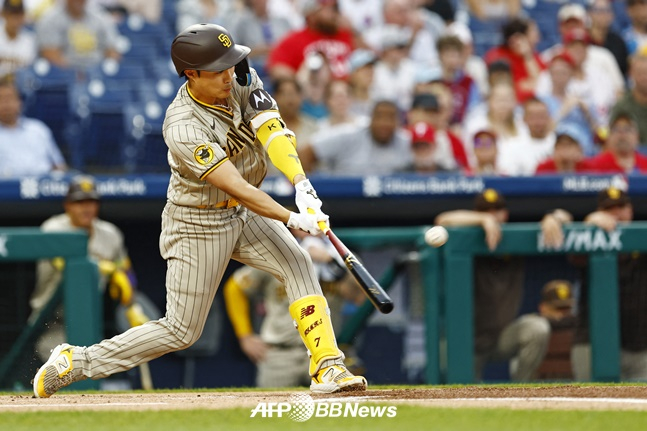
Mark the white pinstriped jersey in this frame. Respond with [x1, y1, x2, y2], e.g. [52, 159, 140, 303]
[162, 69, 279, 207]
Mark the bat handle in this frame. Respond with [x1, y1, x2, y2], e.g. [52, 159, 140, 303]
[307, 208, 330, 234]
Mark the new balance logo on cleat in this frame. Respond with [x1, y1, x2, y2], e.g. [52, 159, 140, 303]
[55, 356, 70, 375]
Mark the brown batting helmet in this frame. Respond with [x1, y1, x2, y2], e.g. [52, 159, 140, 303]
[171, 24, 251, 84]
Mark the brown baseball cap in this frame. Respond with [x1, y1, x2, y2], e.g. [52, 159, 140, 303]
[474, 188, 506, 212]
[541, 280, 575, 308]
[597, 187, 630, 210]
[66, 175, 100, 202]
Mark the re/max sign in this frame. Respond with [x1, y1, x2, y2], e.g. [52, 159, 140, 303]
[538, 229, 622, 252]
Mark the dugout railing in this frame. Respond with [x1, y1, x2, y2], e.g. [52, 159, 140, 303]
[438, 222, 642, 384]
[336, 223, 644, 384]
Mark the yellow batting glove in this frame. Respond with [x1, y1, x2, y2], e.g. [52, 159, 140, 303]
[108, 269, 134, 306]
[125, 303, 149, 327]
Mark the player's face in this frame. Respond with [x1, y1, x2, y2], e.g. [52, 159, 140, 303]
[64, 200, 99, 229]
[186, 67, 235, 105]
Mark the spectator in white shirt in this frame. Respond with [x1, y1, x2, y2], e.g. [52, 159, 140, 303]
[0, 78, 67, 177]
[540, 3, 624, 123]
[463, 81, 527, 172]
[371, 24, 417, 113]
[497, 97, 556, 176]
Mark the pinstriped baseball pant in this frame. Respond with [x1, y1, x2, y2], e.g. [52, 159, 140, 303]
[73, 202, 322, 379]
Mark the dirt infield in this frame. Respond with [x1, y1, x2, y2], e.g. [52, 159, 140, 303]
[2, 386, 647, 412]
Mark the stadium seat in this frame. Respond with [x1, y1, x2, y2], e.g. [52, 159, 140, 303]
[161, 0, 178, 34]
[88, 59, 147, 83]
[69, 79, 134, 170]
[116, 35, 159, 66]
[117, 14, 172, 60]
[122, 100, 169, 173]
[468, 16, 504, 57]
[117, 14, 170, 40]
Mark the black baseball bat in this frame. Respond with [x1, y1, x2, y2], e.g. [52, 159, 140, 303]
[319, 221, 394, 314]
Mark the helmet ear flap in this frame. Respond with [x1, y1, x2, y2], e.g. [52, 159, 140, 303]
[235, 58, 251, 86]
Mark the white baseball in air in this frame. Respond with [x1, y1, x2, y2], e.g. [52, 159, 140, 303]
[425, 226, 448, 247]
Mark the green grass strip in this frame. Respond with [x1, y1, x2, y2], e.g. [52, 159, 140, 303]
[2, 406, 647, 431]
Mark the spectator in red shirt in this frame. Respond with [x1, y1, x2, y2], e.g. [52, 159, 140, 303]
[580, 112, 647, 173]
[266, 0, 355, 81]
[535, 123, 587, 174]
[484, 17, 544, 102]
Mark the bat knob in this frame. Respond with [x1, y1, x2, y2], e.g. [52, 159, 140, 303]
[380, 302, 394, 314]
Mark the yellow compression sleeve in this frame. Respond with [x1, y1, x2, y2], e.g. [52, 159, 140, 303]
[256, 118, 304, 184]
[223, 276, 254, 339]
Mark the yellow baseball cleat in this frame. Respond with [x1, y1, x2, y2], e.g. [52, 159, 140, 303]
[33, 343, 84, 398]
[310, 365, 367, 394]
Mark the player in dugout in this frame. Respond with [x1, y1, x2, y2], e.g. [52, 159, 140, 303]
[434, 189, 572, 381]
[33, 23, 366, 397]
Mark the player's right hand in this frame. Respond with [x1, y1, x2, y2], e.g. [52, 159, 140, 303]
[287, 211, 328, 235]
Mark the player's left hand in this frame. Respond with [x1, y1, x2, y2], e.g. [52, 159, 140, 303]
[295, 179, 323, 215]
[287, 211, 328, 236]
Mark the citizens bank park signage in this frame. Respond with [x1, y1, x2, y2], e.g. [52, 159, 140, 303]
[3, 174, 646, 201]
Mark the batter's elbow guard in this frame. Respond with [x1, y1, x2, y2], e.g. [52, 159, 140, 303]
[235, 58, 251, 86]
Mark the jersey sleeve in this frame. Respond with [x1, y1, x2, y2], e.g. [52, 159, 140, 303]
[164, 120, 229, 180]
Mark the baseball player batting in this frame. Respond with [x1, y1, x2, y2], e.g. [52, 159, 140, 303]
[33, 23, 366, 397]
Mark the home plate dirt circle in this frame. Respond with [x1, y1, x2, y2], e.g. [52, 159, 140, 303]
[2, 386, 647, 412]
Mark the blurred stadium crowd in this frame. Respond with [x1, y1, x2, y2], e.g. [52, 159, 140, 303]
[1, 0, 647, 178]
